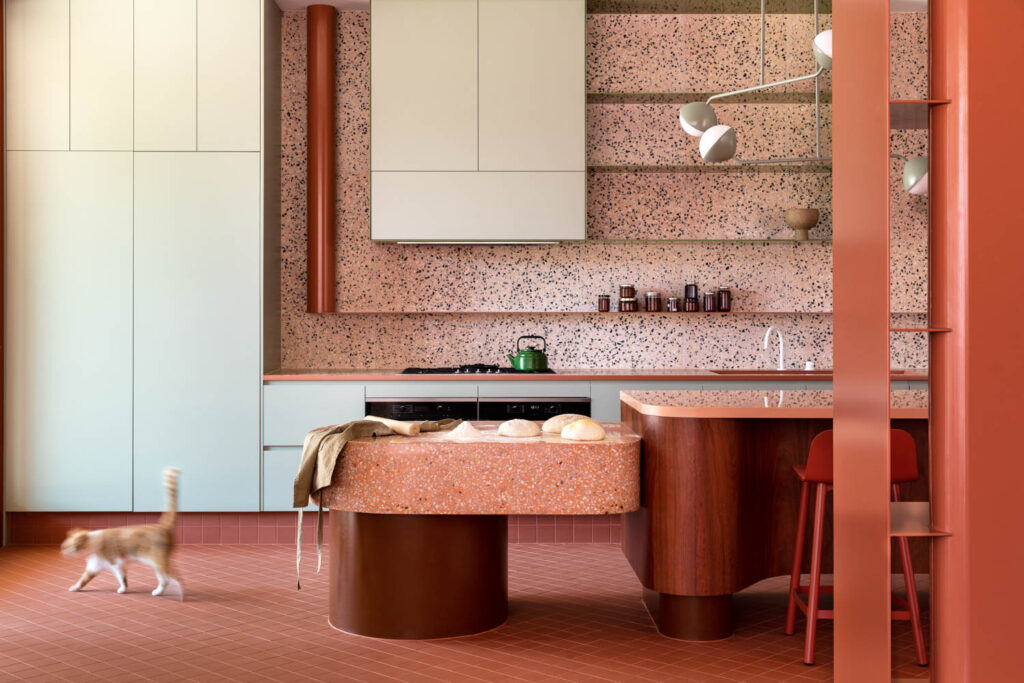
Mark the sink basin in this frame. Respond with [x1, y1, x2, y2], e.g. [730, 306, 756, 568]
[709, 369, 908, 375]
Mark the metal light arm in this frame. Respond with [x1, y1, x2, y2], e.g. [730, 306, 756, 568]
[706, 67, 825, 105]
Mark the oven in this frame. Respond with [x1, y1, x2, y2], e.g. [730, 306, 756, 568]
[365, 397, 591, 422]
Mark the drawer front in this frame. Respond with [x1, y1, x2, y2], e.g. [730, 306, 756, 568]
[477, 381, 590, 398]
[263, 383, 365, 446]
[263, 447, 315, 511]
[364, 381, 478, 398]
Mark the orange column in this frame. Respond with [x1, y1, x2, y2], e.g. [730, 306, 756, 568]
[831, 2, 892, 680]
[931, 1, 1024, 680]
[307, 5, 336, 313]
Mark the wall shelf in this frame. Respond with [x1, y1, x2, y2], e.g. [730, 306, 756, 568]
[318, 310, 828, 316]
[890, 502, 952, 538]
[586, 0, 833, 15]
[890, 99, 951, 129]
[585, 237, 832, 243]
[890, 327, 952, 333]
[588, 163, 832, 173]
[587, 91, 831, 105]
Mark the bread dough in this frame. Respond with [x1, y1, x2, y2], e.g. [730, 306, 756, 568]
[497, 419, 542, 438]
[541, 413, 590, 434]
[447, 422, 483, 440]
[560, 419, 606, 441]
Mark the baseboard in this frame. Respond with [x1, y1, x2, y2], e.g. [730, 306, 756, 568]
[5, 512, 622, 545]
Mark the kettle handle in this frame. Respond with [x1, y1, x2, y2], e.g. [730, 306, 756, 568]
[516, 335, 546, 353]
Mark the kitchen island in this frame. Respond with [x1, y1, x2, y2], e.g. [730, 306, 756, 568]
[315, 422, 640, 639]
[619, 389, 928, 641]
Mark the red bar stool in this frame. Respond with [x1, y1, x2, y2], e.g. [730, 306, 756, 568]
[784, 428, 927, 666]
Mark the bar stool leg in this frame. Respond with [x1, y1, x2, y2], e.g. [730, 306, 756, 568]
[892, 484, 928, 666]
[803, 483, 828, 665]
[786, 480, 811, 635]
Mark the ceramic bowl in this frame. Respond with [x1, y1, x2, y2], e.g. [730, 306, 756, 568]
[784, 208, 821, 241]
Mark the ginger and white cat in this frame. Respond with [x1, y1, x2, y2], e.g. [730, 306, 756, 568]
[61, 467, 182, 598]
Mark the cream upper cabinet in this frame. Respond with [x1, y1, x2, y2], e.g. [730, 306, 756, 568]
[370, 0, 585, 241]
[478, 0, 585, 171]
[70, 0, 133, 150]
[198, 0, 261, 151]
[5, 0, 70, 150]
[370, 0, 478, 171]
[134, 0, 197, 150]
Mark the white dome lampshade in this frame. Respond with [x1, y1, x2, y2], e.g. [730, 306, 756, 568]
[679, 102, 718, 137]
[699, 125, 737, 163]
[902, 156, 929, 195]
[813, 29, 833, 70]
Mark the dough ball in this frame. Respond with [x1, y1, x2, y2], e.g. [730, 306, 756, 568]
[541, 413, 590, 434]
[561, 419, 606, 441]
[497, 419, 542, 438]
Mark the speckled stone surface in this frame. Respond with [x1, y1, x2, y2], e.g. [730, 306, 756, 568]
[621, 388, 928, 418]
[277, 10, 929, 370]
[316, 422, 640, 514]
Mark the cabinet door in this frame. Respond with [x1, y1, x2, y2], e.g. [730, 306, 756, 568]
[5, 152, 133, 510]
[70, 0, 132, 150]
[263, 383, 365, 447]
[370, 0, 477, 171]
[134, 0, 197, 150]
[197, 0, 260, 151]
[134, 153, 260, 511]
[371, 171, 585, 241]
[5, 0, 70, 150]
[478, 0, 584, 171]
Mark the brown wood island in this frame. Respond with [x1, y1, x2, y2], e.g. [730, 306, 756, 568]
[618, 389, 929, 641]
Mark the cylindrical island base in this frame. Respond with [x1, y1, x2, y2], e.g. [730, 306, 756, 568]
[642, 588, 733, 641]
[328, 511, 508, 639]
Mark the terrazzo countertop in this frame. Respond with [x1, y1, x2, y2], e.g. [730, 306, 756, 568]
[621, 389, 929, 419]
[266, 368, 928, 382]
[316, 421, 640, 515]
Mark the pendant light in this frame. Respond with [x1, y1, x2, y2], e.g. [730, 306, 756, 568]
[677, 0, 833, 165]
[893, 154, 929, 195]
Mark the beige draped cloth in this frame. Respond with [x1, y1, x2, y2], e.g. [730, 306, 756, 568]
[292, 418, 460, 588]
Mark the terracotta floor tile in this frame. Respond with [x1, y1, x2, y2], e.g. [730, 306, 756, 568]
[0, 544, 929, 682]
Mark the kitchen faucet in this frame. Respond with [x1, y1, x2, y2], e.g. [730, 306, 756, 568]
[763, 326, 785, 371]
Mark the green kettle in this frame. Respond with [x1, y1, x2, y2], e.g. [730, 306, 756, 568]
[507, 335, 548, 371]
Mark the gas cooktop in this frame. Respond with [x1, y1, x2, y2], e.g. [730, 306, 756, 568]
[401, 364, 556, 375]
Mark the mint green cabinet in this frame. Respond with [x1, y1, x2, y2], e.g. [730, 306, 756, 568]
[477, 381, 589, 398]
[5, 152, 133, 511]
[133, 153, 261, 512]
[263, 448, 315, 511]
[264, 383, 365, 446]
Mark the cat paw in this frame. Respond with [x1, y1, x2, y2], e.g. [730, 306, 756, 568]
[117, 586, 127, 594]
[69, 584, 82, 592]
[152, 587, 165, 596]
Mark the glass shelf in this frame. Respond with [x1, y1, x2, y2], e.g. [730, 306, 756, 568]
[587, 91, 831, 105]
[588, 163, 832, 173]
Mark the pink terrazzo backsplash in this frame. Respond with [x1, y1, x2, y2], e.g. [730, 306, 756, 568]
[277, 10, 929, 370]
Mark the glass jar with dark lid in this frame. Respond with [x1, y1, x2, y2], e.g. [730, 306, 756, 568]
[666, 297, 681, 312]
[598, 294, 610, 312]
[619, 297, 639, 312]
[716, 286, 732, 312]
[683, 282, 698, 300]
[683, 298, 699, 312]
[619, 284, 636, 299]
[703, 291, 717, 312]
[644, 292, 662, 312]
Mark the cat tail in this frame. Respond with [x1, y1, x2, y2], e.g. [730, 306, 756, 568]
[159, 467, 181, 529]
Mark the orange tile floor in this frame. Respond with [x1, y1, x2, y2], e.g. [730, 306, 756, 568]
[0, 544, 929, 682]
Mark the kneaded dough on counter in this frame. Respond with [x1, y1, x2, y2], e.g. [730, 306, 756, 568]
[561, 419, 606, 441]
[541, 413, 590, 434]
[446, 422, 483, 440]
[497, 419, 542, 438]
